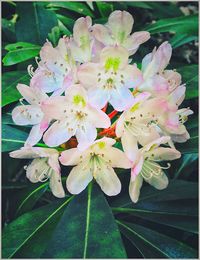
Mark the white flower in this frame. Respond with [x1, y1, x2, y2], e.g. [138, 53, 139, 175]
[9, 146, 65, 198]
[42, 84, 111, 150]
[12, 84, 50, 146]
[59, 137, 132, 196]
[78, 45, 143, 111]
[129, 136, 181, 203]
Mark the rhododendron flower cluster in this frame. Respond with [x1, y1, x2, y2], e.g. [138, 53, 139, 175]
[10, 11, 192, 203]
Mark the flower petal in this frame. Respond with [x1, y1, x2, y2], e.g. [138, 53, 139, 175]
[92, 24, 113, 45]
[59, 148, 82, 166]
[108, 10, 133, 43]
[88, 106, 111, 128]
[78, 63, 99, 89]
[66, 162, 93, 194]
[26, 158, 49, 183]
[49, 170, 65, 198]
[17, 84, 48, 104]
[146, 171, 169, 190]
[129, 174, 143, 203]
[12, 105, 44, 125]
[110, 87, 134, 111]
[76, 124, 97, 151]
[25, 124, 45, 147]
[147, 147, 181, 161]
[121, 130, 138, 162]
[95, 164, 121, 196]
[169, 85, 186, 106]
[43, 121, 74, 147]
[103, 147, 132, 169]
[88, 88, 109, 109]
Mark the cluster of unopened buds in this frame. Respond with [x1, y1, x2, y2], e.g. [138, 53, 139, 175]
[10, 11, 193, 202]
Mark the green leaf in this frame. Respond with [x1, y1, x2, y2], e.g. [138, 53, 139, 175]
[3, 42, 40, 66]
[48, 26, 61, 47]
[2, 71, 30, 107]
[113, 200, 198, 233]
[177, 65, 198, 99]
[47, 2, 94, 17]
[96, 2, 114, 17]
[173, 153, 198, 179]
[43, 183, 127, 258]
[118, 221, 197, 258]
[16, 2, 58, 45]
[2, 197, 73, 258]
[2, 125, 29, 152]
[145, 15, 198, 35]
[170, 34, 198, 48]
[2, 113, 15, 125]
[15, 183, 48, 217]
[126, 2, 153, 9]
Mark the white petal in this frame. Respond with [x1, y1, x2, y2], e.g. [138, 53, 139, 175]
[17, 84, 48, 104]
[76, 124, 97, 151]
[9, 147, 40, 159]
[121, 130, 138, 162]
[104, 147, 132, 169]
[92, 24, 113, 45]
[110, 87, 134, 111]
[146, 171, 169, 190]
[49, 170, 65, 198]
[88, 88, 109, 109]
[77, 63, 99, 89]
[87, 106, 111, 128]
[26, 158, 49, 183]
[12, 105, 44, 125]
[142, 136, 171, 153]
[129, 174, 143, 203]
[59, 148, 82, 166]
[25, 124, 45, 147]
[66, 162, 93, 194]
[147, 147, 181, 161]
[43, 121, 74, 147]
[115, 113, 125, 137]
[95, 164, 121, 196]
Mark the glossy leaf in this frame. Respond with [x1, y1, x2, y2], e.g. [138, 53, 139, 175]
[16, 2, 58, 44]
[2, 71, 30, 107]
[48, 26, 60, 47]
[47, 2, 94, 17]
[170, 34, 198, 48]
[177, 65, 198, 99]
[96, 2, 114, 17]
[3, 42, 40, 66]
[2, 197, 73, 258]
[118, 221, 197, 258]
[145, 15, 198, 35]
[43, 183, 127, 258]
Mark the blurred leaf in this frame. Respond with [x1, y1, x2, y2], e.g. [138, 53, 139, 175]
[2, 197, 73, 258]
[58, 20, 71, 36]
[170, 34, 198, 48]
[173, 153, 198, 179]
[43, 183, 126, 258]
[126, 2, 153, 9]
[2, 113, 15, 125]
[48, 26, 61, 47]
[2, 125, 29, 152]
[96, 2, 114, 17]
[2, 71, 30, 106]
[176, 130, 198, 154]
[2, 17, 16, 42]
[16, 2, 58, 44]
[15, 183, 48, 217]
[56, 14, 74, 31]
[3, 42, 40, 66]
[145, 15, 198, 35]
[118, 221, 197, 258]
[47, 2, 94, 17]
[145, 2, 182, 18]
[177, 65, 198, 99]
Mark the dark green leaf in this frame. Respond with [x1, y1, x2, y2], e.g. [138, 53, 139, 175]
[2, 71, 30, 107]
[43, 183, 126, 258]
[177, 65, 198, 99]
[145, 15, 198, 35]
[118, 221, 197, 258]
[2, 125, 29, 152]
[47, 2, 94, 17]
[16, 2, 58, 44]
[2, 197, 73, 258]
[48, 26, 61, 47]
[96, 2, 114, 17]
[170, 34, 198, 48]
[3, 42, 40, 66]
[15, 183, 48, 217]
[126, 2, 153, 9]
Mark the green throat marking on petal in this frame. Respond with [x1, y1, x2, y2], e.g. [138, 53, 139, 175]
[130, 102, 140, 112]
[98, 141, 106, 149]
[73, 94, 86, 107]
[80, 36, 90, 49]
[105, 57, 121, 72]
[118, 31, 126, 44]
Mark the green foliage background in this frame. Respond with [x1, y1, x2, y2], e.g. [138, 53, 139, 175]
[2, 1, 199, 258]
